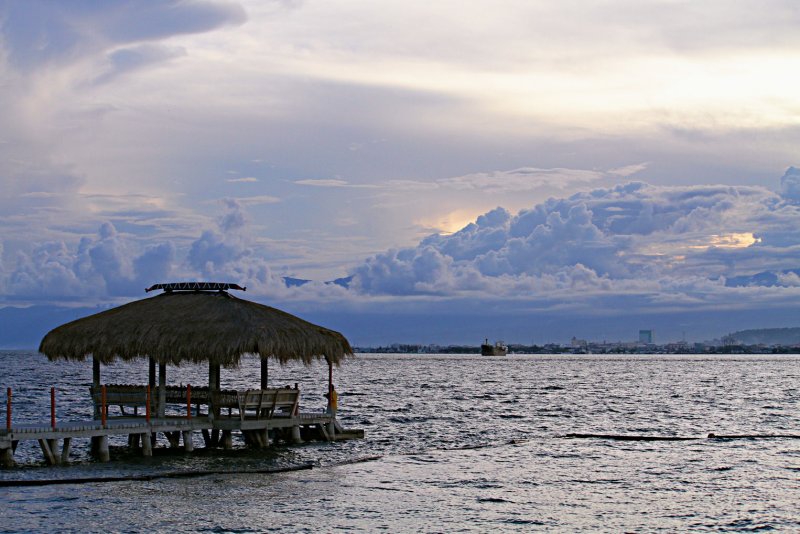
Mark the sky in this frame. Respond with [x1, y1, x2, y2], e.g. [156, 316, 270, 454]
[1, 0, 800, 347]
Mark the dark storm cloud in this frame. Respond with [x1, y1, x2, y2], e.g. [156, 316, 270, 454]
[1, 0, 246, 70]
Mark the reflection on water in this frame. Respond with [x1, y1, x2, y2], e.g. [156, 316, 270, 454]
[2, 352, 799, 531]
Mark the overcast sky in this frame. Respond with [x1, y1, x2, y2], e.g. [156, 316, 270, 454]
[1, 0, 799, 344]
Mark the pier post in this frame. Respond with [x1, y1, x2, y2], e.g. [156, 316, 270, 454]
[92, 357, 101, 419]
[208, 362, 219, 421]
[61, 438, 72, 463]
[158, 362, 167, 419]
[182, 431, 194, 452]
[141, 433, 153, 457]
[149, 357, 156, 390]
[50, 387, 56, 429]
[98, 435, 110, 462]
[47, 439, 59, 462]
[39, 439, 57, 466]
[261, 358, 268, 389]
[291, 425, 303, 444]
[165, 431, 181, 448]
[6, 387, 10, 431]
[260, 428, 269, 447]
[327, 420, 336, 440]
[1, 447, 13, 468]
[222, 430, 233, 450]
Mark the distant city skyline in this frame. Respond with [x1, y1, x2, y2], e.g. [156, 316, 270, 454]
[1, 1, 799, 346]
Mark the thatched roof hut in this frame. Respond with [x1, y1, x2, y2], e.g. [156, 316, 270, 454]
[39, 282, 352, 420]
[39, 283, 352, 366]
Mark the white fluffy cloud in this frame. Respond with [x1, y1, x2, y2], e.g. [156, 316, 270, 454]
[780, 166, 800, 202]
[5, 174, 800, 312]
[350, 178, 800, 309]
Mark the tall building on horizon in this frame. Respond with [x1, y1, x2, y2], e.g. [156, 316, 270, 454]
[639, 329, 654, 344]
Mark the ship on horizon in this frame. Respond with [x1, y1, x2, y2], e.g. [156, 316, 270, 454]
[481, 338, 508, 356]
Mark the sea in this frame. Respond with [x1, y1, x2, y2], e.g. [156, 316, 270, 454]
[1, 350, 799, 532]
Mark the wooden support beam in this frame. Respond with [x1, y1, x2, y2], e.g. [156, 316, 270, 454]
[208, 362, 219, 421]
[291, 425, 303, 444]
[141, 433, 153, 457]
[92, 357, 101, 387]
[158, 362, 167, 418]
[98, 435, 110, 462]
[222, 430, 233, 450]
[182, 431, 194, 452]
[60, 438, 72, 464]
[148, 358, 156, 389]
[47, 439, 59, 463]
[92, 358, 101, 419]
[1, 447, 14, 468]
[261, 358, 268, 389]
[166, 431, 181, 448]
[327, 420, 336, 440]
[39, 439, 57, 466]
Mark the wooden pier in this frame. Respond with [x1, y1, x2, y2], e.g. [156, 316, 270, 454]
[6, 281, 362, 469]
[1, 385, 361, 468]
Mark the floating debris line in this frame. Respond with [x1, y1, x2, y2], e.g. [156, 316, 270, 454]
[564, 433, 800, 441]
[0, 462, 314, 487]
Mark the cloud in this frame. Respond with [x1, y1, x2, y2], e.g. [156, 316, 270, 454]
[349, 179, 800, 315]
[295, 179, 364, 188]
[235, 195, 281, 205]
[435, 167, 622, 193]
[226, 177, 259, 183]
[4, 221, 175, 300]
[93, 44, 187, 85]
[1, 1, 246, 70]
[780, 166, 800, 202]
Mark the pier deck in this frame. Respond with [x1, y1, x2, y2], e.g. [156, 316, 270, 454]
[1, 412, 361, 468]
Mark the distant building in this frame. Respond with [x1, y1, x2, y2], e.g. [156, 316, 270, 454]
[639, 329, 653, 344]
[571, 336, 588, 348]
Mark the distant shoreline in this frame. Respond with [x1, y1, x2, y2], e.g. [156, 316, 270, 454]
[355, 343, 800, 355]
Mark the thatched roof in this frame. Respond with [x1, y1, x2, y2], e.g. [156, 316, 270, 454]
[38, 290, 353, 366]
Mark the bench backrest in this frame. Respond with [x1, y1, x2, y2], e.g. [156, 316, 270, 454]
[89, 385, 148, 407]
[237, 388, 299, 420]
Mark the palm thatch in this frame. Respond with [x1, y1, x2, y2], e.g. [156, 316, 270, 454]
[38, 291, 353, 367]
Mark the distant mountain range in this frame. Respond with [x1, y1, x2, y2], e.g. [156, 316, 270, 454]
[724, 269, 800, 287]
[724, 327, 800, 346]
[282, 276, 352, 288]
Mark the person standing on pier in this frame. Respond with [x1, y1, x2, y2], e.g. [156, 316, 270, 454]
[325, 384, 338, 416]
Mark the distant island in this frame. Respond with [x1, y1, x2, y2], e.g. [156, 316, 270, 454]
[722, 327, 800, 346]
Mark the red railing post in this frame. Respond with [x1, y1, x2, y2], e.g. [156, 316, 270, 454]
[187, 384, 192, 420]
[101, 385, 107, 427]
[6, 388, 10, 431]
[146, 385, 151, 423]
[51, 387, 56, 429]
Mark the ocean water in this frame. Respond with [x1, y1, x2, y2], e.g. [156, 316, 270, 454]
[1, 351, 799, 532]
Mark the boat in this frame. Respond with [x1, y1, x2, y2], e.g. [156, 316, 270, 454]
[481, 338, 508, 356]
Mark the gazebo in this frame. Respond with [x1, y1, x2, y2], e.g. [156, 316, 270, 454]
[36, 282, 353, 455]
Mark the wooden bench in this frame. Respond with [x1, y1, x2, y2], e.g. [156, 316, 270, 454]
[90, 385, 240, 417]
[90, 385, 149, 417]
[235, 389, 300, 421]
